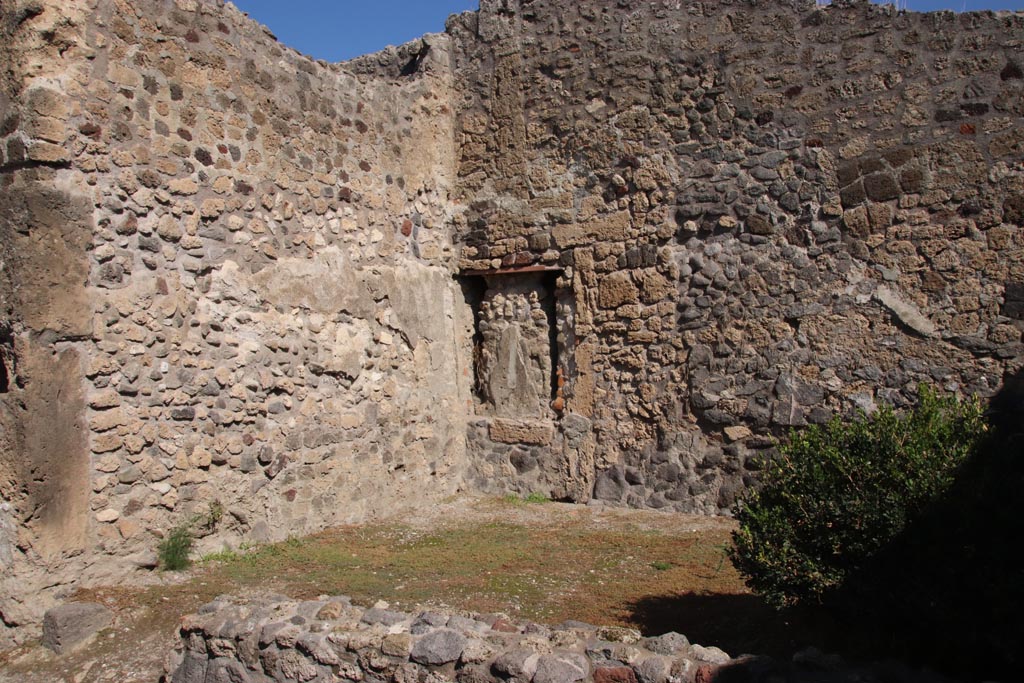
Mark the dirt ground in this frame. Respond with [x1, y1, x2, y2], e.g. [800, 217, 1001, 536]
[0, 497, 812, 683]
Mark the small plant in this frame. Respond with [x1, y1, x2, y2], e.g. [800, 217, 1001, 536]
[730, 385, 986, 609]
[205, 501, 224, 527]
[651, 560, 672, 571]
[158, 523, 194, 571]
[199, 549, 238, 564]
[157, 501, 225, 571]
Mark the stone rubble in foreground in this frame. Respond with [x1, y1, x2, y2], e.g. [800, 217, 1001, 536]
[165, 595, 955, 683]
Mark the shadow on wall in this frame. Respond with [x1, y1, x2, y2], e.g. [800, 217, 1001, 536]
[628, 369, 1024, 681]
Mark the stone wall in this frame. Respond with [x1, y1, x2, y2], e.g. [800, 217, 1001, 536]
[164, 595, 738, 683]
[1, 0, 1023, 649]
[450, 0, 1024, 512]
[164, 595, 950, 683]
[0, 0, 470, 643]
[0, 0, 101, 635]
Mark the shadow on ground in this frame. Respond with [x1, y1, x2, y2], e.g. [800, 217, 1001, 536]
[824, 368, 1024, 680]
[626, 592, 839, 660]
[631, 369, 1024, 682]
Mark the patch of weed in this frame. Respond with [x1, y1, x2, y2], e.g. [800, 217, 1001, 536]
[200, 549, 239, 564]
[500, 492, 551, 505]
[158, 502, 227, 571]
[158, 524, 193, 571]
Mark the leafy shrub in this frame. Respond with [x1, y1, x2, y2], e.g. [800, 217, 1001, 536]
[730, 385, 987, 609]
[158, 523, 194, 571]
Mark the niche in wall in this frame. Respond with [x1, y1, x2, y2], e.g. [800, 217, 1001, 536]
[0, 325, 15, 393]
[460, 267, 563, 419]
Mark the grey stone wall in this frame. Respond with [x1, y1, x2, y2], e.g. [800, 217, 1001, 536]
[164, 595, 738, 683]
[164, 595, 952, 683]
[450, 0, 1024, 512]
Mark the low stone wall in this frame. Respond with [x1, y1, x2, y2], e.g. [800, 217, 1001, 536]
[165, 595, 734, 683]
[164, 595, 950, 683]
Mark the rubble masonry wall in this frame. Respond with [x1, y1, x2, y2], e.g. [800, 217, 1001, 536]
[0, 0, 1022, 647]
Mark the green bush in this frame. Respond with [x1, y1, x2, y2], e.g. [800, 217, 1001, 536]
[730, 385, 987, 609]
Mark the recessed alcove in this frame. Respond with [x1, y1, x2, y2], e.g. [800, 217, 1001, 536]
[0, 325, 14, 393]
[459, 266, 563, 419]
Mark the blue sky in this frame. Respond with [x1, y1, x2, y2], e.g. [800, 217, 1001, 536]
[230, 1, 478, 62]
[229, 1, 1024, 62]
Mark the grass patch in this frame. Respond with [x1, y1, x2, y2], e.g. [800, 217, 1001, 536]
[502, 492, 552, 505]
[191, 513, 744, 629]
